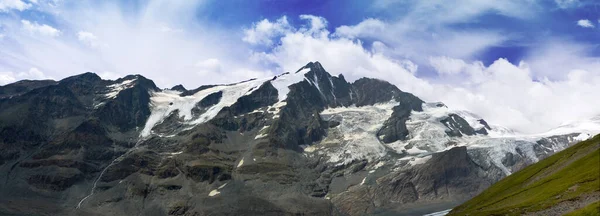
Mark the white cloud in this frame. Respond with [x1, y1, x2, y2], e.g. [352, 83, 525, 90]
[1, 0, 270, 88]
[195, 58, 221, 74]
[554, 0, 581, 8]
[243, 16, 292, 46]
[332, 17, 508, 65]
[243, 15, 329, 47]
[0, 73, 16, 85]
[19, 67, 48, 79]
[335, 18, 386, 39]
[77, 31, 99, 48]
[250, 16, 431, 94]
[577, 19, 594, 28]
[429, 56, 468, 75]
[0, 0, 32, 12]
[0, 67, 51, 85]
[158, 24, 183, 33]
[298, 14, 329, 38]
[525, 40, 600, 80]
[428, 57, 600, 133]
[21, 20, 61, 36]
[98, 71, 120, 80]
[339, 0, 540, 66]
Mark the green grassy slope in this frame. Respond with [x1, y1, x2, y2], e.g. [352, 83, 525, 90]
[448, 134, 600, 216]
[564, 201, 600, 216]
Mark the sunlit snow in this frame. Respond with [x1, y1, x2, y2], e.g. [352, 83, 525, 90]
[105, 78, 137, 99]
[237, 158, 244, 168]
[270, 67, 312, 102]
[140, 78, 268, 137]
[140, 67, 319, 138]
[316, 101, 398, 165]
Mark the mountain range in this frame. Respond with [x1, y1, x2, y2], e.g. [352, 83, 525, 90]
[0, 62, 597, 215]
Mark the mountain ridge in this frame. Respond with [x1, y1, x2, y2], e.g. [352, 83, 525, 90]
[0, 61, 596, 216]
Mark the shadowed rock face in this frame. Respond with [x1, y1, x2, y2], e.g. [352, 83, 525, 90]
[169, 84, 187, 92]
[350, 78, 424, 144]
[0, 73, 159, 214]
[0, 79, 57, 99]
[440, 114, 490, 137]
[0, 62, 583, 216]
[331, 147, 505, 215]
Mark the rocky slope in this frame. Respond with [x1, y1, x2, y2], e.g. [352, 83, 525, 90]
[0, 62, 596, 216]
[448, 134, 600, 216]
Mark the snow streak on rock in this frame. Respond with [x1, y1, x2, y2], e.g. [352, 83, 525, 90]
[140, 78, 268, 137]
[105, 78, 137, 99]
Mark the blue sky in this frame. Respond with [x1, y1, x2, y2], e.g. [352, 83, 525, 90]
[0, 0, 599, 133]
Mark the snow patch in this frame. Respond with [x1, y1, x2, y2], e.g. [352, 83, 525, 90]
[574, 133, 590, 141]
[140, 78, 269, 137]
[93, 102, 105, 109]
[255, 133, 268, 140]
[208, 182, 227, 197]
[105, 78, 137, 99]
[453, 110, 485, 130]
[468, 138, 539, 175]
[315, 101, 398, 165]
[303, 145, 317, 153]
[372, 161, 385, 170]
[387, 103, 458, 153]
[167, 151, 183, 158]
[237, 158, 244, 168]
[405, 145, 428, 155]
[308, 72, 325, 97]
[254, 125, 271, 139]
[208, 189, 220, 197]
[271, 68, 312, 101]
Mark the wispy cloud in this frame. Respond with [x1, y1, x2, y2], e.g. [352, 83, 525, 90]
[77, 31, 99, 48]
[0, 0, 32, 12]
[21, 20, 61, 36]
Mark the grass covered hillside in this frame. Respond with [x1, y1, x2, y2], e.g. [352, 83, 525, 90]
[449, 134, 600, 216]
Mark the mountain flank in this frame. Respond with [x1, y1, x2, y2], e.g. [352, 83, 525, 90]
[449, 134, 600, 216]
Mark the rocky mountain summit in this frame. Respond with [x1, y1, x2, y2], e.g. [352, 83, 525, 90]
[0, 62, 596, 216]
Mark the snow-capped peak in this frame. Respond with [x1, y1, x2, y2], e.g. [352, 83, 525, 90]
[270, 65, 313, 101]
[139, 63, 323, 138]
